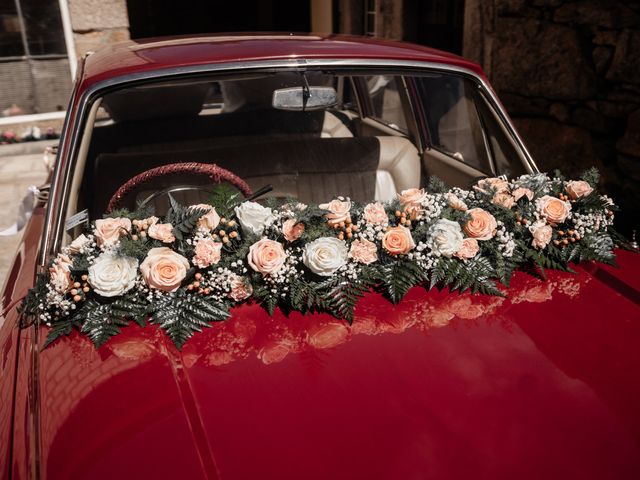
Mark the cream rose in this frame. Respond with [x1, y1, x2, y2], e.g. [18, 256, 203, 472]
[228, 274, 253, 301]
[191, 204, 221, 231]
[282, 219, 305, 242]
[565, 180, 593, 200]
[530, 222, 553, 249]
[512, 187, 534, 202]
[303, 237, 348, 276]
[446, 193, 467, 211]
[463, 208, 497, 241]
[148, 223, 175, 243]
[348, 238, 378, 264]
[140, 247, 189, 292]
[49, 262, 71, 294]
[427, 219, 464, 257]
[192, 238, 223, 268]
[492, 192, 515, 209]
[94, 217, 131, 247]
[398, 188, 426, 217]
[247, 238, 286, 275]
[454, 238, 480, 260]
[68, 234, 90, 254]
[474, 177, 509, 194]
[319, 199, 352, 226]
[382, 225, 416, 255]
[88, 253, 138, 297]
[537, 195, 571, 225]
[234, 201, 275, 236]
[363, 202, 389, 224]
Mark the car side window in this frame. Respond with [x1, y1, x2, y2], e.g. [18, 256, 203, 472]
[365, 75, 408, 133]
[415, 75, 492, 174]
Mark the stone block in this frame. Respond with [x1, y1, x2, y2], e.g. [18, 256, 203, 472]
[570, 106, 615, 134]
[74, 29, 130, 57]
[616, 110, 640, 157]
[607, 29, 640, 84]
[501, 93, 550, 116]
[592, 45, 614, 74]
[69, 0, 129, 31]
[554, 1, 640, 29]
[491, 18, 597, 99]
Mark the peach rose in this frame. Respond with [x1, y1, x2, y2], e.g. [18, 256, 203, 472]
[537, 195, 571, 225]
[148, 223, 175, 243]
[382, 225, 416, 255]
[191, 204, 220, 231]
[512, 187, 534, 202]
[192, 238, 223, 268]
[474, 177, 509, 195]
[463, 208, 497, 241]
[348, 238, 378, 264]
[454, 238, 479, 260]
[492, 192, 515, 209]
[319, 199, 351, 226]
[530, 222, 552, 249]
[140, 247, 189, 292]
[228, 274, 253, 301]
[565, 180, 593, 200]
[68, 234, 90, 254]
[282, 218, 304, 242]
[94, 217, 131, 247]
[247, 238, 286, 275]
[49, 262, 71, 294]
[445, 193, 467, 211]
[398, 188, 426, 217]
[363, 202, 388, 224]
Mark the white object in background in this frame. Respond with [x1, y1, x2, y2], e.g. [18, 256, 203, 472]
[0, 186, 39, 236]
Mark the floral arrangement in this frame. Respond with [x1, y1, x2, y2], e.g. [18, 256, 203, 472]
[20, 169, 624, 349]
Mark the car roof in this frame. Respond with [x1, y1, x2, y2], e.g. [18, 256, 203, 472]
[78, 33, 486, 91]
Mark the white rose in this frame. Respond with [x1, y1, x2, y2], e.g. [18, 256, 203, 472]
[234, 201, 275, 236]
[88, 253, 138, 297]
[427, 219, 464, 257]
[302, 237, 348, 276]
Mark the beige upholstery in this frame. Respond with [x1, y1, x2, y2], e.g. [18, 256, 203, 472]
[321, 112, 353, 138]
[374, 136, 421, 201]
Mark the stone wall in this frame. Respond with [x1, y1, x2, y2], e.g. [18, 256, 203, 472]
[68, 0, 130, 58]
[464, 0, 640, 233]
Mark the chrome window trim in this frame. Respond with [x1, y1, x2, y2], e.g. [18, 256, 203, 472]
[40, 57, 538, 264]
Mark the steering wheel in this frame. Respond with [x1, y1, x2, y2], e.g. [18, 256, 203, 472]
[106, 162, 253, 214]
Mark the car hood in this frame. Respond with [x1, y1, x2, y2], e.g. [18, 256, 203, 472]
[38, 251, 640, 479]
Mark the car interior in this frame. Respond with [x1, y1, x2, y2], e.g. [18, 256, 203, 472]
[66, 69, 529, 231]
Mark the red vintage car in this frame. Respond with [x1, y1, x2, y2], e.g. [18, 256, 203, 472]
[1, 34, 639, 479]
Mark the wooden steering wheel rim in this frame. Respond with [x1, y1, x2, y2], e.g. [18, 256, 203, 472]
[106, 162, 252, 214]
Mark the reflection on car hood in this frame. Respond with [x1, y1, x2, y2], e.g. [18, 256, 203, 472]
[38, 251, 640, 479]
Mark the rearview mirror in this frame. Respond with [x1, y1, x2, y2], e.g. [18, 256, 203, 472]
[272, 86, 337, 111]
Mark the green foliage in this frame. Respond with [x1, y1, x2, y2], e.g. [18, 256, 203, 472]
[105, 203, 155, 221]
[43, 315, 79, 348]
[166, 194, 209, 242]
[117, 236, 154, 261]
[328, 266, 379, 322]
[430, 257, 503, 296]
[580, 167, 600, 187]
[380, 261, 427, 304]
[207, 183, 242, 217]
[149, 290, 229, 349]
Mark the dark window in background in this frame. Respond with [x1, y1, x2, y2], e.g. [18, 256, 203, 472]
[127, 0, 311, 39]
[403, 0, 464, 54]
[0, 0, 24, 56]
[21, 0, 66, 55]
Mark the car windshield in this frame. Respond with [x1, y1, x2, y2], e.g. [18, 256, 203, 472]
[69, 68, 527, 228]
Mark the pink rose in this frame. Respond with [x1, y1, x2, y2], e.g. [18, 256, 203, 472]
[49, 262, 71, 293]
[463, 208, 497, 241]
[282, 218, 305, 242]
[140, 247, 189, 292]
[512, 187, 534, 202]
[94, 217, 131, 247]
[192, 238, 223, 268]
[229, 274, 253, 301]
[445, 193, 467, 211]
[492, 192, 515, 209]
[530, 223, 553, 249]
[565, 180, 593, 200]
[537, 195, 571, 225]
[319, 199, 351, 226]
[454, 238, 479, 260]
[398, 188, 426, 217]
[191, 204, 220, 231]
[148, 223, 175, 243]
[247, 238, 286, 275]
[474, 177, 509, 194]
[382, 225, 416, 255]
[363, 202, 389, 224]
[348, 238, 378, 264]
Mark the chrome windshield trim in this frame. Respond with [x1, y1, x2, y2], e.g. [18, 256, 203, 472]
[43, 57, 538, 261]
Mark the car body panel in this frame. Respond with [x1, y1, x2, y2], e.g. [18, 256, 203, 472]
[33, 252, 640, 479]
